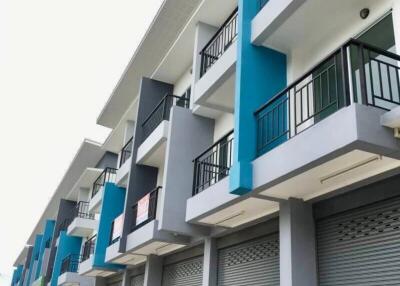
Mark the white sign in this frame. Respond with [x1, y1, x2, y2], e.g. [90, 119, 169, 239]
[112, 214, 124, 241]
[136, 193, 150, 226]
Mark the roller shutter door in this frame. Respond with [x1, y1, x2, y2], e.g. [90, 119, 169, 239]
[107, 277, 122, 286]
[317, 197, 400, 285]
[130, 274, 144, 286]
[161, 256, 203, 286]
[217, 234, 280, 286]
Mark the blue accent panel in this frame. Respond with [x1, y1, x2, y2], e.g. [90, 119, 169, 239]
[11, 265, 23, 286]
[50, 232, 82, 286]
[35, 220, 55, 280]
[230, 0, 287, 195]
[93, 182, 126, 270]
[26, 235, 43, 286]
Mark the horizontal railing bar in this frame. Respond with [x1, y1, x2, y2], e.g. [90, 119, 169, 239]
[193, 129, 234, 162]
[141, 94, 188, 127]
[199, 7, 239, 55]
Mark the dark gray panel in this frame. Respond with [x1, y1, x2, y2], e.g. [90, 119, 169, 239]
[162, 256, 203, 286]
[96, 152, 118, 169]
[217, 234, 280, 286]
[120, 77, 173, 252]
[316, 196, 400, 286]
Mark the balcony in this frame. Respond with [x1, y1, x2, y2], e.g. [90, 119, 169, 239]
[80, 236, 96, 263]
[60, 255, 80, 275]
[108, 187, 187, 265]
[192, 130, 234, 195]
[187, 130, 277, 228]
[251, 38, 400, 202]
[115, 137, 133, 187]
[136, 94, 189, 167]
[58, 254, 94, 286]
[193, 8, 238, 117]
[66, 202, 97, 237]
[89, 167, 117, 212]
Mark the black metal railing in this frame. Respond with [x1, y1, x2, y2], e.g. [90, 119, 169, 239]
[45, 237, 52, 248]
[200, 8, 238, 77]
[81, 235, 96, 262]
[255, 38, 400, 156]
[60, 254, 81, 274]
[109, 219, 120, 246]
[130, 187, 161, 232]
[119, 137, 133, 167]
[141, 94, 190, 142]
[92, 167, 117, 198]
[259, 0, 268, 10]
[193, 130, 234, 195]
[73, 201, 95, 220]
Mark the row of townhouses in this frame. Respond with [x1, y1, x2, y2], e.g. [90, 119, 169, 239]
[11, 0, 400, 285]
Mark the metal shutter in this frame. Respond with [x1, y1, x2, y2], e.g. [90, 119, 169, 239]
[217, 234, 280, 286]
[317, 197, 400, 286]
[130, 274, 144, 286]
[161, 256, 203, 286]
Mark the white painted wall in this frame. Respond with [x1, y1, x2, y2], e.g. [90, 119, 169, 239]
[213, 112, 234, 142]
[173, 67, 192, 97]
[393, 1, 400, 53]
[287, 0, 393, 81]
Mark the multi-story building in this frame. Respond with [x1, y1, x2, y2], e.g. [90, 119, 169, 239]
[11, 0, 400, 285]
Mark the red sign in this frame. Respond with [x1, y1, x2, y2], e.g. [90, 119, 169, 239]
[136, 193, 150, 225]
[112, 214, 124, 241]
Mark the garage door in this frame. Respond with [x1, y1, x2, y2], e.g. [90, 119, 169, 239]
[161, 256, 203, 286]
[317, 197, 400, 285]
[217, 234, 280, 286]
[130, 274, 144, 286]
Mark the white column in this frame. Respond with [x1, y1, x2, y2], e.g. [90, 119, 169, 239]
[202, 238, 218, 286]
[143, 255, 163, 286]
[393, 1, 400, 53]
[280, 198, 318, 286]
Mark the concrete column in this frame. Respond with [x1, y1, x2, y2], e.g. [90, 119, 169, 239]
[144, 255, 163, 286]
[121, 269, 130, 286]
[279, 198, 318, 286]
[202, 238, 218, 286]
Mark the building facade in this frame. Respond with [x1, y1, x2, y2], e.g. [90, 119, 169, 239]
[11, 0, 400, 286]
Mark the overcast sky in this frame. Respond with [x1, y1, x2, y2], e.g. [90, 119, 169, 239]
[0, 1, 163, 285]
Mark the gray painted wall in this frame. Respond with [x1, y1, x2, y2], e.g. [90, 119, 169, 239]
[95, 152, 118, 169]
[120, 77, 174, 252]
[158, 106, 214, 236]
[45, 199, 77, 283]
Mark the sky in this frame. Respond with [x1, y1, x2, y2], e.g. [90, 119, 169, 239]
[0, 0, 163, 285]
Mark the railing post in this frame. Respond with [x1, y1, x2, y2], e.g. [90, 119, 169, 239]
[340, 46, 351, 106]
[358, 44, 369, 105]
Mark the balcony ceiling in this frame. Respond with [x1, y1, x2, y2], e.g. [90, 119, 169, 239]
[257, 0, 392, 77]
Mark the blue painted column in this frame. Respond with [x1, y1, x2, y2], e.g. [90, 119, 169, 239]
[230, 0, 287, 195]
[35, 220, 55, 280]
[11, 265, 23, 286]
[26, 235, 43, 286]
[50, 232, 82, 286]
[93, 182, 126, 270]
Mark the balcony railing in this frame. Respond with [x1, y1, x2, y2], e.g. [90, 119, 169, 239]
[73, 201, 95, 220]
[130, 187, 161, 232]
[81, 235, 96, 262]
[92, 167, 117, 198]
[193, 130, 234, 195]
[141, 94, 190, 142]
[119, 137, 133, 167]
[255, 38, 400, 156]
[200, 8, 238, 77]
[60, 254, 81, 274]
